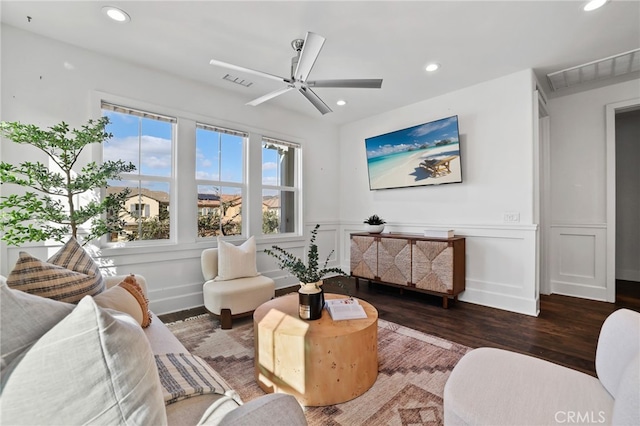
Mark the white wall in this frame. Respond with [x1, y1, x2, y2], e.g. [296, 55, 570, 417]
[615, 109, 640, 282]
[0, 24, 342, 314]
[338, 69, 540, 316]
[547, 78, 640, 299]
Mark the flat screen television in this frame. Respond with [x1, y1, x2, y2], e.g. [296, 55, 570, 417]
[364, 115, 462, 190]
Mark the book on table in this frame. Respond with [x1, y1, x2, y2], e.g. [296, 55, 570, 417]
[325, 298, 368, 321]
[423, 229, 455, 238]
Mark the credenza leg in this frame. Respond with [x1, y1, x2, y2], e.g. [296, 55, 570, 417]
[355, 277, 360, 289]
[442, 297, 449, 309]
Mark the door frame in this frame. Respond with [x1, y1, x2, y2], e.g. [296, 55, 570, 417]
[605, 97, 640, 302]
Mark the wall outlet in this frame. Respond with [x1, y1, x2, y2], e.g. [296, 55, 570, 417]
[503, 212, 520, 223]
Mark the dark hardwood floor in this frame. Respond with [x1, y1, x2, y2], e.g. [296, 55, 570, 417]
[322, 277, 640, 377]
[160, 278, 640, 377]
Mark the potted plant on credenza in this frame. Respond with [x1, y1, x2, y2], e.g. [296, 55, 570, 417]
[363, 214, 386, 233]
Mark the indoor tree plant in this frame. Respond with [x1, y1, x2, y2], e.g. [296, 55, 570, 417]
[0, 117, 135, 245]
[363, 214, 386, 233]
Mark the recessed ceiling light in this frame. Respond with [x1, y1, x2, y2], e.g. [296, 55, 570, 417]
[425, 63, 440, 72]
[336, 100, 347, 106]
[101, 6, 130, 23]
[584, 0, 608, 11]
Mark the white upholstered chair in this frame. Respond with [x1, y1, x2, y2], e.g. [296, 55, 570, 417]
[444, 308, 640, 425]
[201, 243, 275, 329]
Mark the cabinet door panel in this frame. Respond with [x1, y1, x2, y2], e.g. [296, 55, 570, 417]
[412, 241, 453, 292]
[378, 238, 411, 285]
[350, 236, 377, 279]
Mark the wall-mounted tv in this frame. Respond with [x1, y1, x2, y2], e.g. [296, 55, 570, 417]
[365, 115, 462, 190]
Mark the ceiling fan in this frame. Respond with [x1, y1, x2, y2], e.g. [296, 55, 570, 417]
[209, 32, 383, 115]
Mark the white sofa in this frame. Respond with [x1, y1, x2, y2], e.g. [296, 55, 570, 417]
[444, 308, 640, 426]
[0, 274, 307, 425]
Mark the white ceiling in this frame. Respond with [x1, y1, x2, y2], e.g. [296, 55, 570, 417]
[2, 1, 639, 125]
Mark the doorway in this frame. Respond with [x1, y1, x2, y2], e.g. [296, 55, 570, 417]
[606, 98, 640, 302]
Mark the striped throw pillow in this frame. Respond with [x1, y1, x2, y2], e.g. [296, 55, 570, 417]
[7, 237, 104, 303]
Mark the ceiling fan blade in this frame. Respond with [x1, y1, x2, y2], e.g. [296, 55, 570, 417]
[299, 86, 332, 115]
[294, 32, 325, 82]
[306, 79, 383, 89]
[209, 59, 289, 84]
[246, 86, 294, 106]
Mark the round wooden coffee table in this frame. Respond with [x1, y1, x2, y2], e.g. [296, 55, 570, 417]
[253, 293, 378, 406]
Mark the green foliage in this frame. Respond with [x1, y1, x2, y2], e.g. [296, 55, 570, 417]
[0, 117, 135, 245]
[264, 224, 345, 284]
[126, 212, 170, 241]
[197, 211, 241, 237]
[262, 209, 280, 234]
[363, 214, 386, 225]
[197, 199, 242, 237]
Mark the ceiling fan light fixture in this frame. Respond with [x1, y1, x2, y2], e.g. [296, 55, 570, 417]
[584, 0, 608, 11]
[425, 63, 440, 72]
[101, 6, 130, 23]
[336, 100, 347, 106]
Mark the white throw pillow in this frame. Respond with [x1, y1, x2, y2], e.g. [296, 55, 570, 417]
[0, 277, 74, 374]
[0, 296, 167, 426]
[216, 236, 259, 281]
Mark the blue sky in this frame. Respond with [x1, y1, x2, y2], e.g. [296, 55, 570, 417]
[103, 110, 280, 191]
[365, 115, 459, 159]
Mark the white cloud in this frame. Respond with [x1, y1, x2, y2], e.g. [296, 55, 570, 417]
[262, 162, 278, 171]
[104, 135, 171, 173]
[367, 143, 416, 158]
[196, 171, 220, 181]
[262, 176, 279, 186]
[408, 116, 456, 137]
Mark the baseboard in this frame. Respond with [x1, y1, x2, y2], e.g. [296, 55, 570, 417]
[617, 269, 640, 282]
[458, 287, 539, 317]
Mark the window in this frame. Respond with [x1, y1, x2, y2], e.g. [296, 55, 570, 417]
[102, 102, 174, 242]
[262, 137, 299, 234]
[196, 123, 246, 237]
[130, 203, 150, 217]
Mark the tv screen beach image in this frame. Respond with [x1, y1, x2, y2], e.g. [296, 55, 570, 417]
[365, 116, 461, 190]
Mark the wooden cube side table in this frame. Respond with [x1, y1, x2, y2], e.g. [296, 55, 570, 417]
[253, 293, 378, 406]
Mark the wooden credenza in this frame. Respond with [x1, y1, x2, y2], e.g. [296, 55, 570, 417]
[350, 232, 465, 308]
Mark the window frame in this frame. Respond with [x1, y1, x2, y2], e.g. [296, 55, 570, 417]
[92, 91, 305, 249]
[195, 122, 248, 240]
[101, 100, 177, 246]
[261, 136, 302, 237]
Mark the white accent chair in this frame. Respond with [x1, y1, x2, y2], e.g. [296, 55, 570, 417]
[201, 248, 275, 329]
[444, 308, 640, 425]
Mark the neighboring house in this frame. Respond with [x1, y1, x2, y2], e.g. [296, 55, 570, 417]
[262, 195, 280, 216]
[106, 187, 169, 227]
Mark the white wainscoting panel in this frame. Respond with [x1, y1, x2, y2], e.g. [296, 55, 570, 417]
[2, 222, 343, 315]
[340, 222, 539, 316]
[550, 224, 607, 301]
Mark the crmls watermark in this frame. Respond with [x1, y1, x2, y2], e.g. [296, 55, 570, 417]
[555, 411, 606, 424]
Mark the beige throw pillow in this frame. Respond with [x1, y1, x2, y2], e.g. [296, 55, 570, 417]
[7, 237, 104, 303]
[93, 274, 152, 327]
[0, 296, 167, 425]
[216, 236, 259, 281]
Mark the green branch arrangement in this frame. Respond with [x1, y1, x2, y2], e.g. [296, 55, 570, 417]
[265, 224, 345, 284]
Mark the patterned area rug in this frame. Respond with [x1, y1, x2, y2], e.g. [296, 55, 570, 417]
[166, 314, 470, 426]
